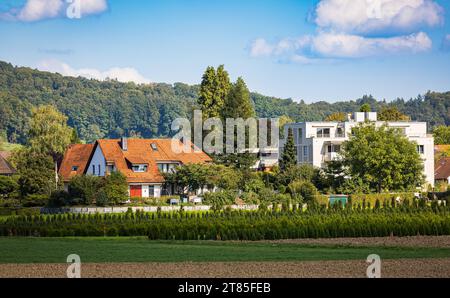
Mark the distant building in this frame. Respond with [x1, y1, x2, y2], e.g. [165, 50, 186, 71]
[435, 157, 450, 185]
[0, 151, 15, 176]
[280, 112, 435, 188]
[59, 138, 212, 198]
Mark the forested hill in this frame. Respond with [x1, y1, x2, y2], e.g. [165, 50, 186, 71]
[0, 60, 449, 144]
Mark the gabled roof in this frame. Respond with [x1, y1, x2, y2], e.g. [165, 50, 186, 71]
[0, 151, 15, 175]
[435, 157, 450, 180]
[96, 138, 212, 183]
[59, 139, 212, 184]
[59, 144, 95, 182]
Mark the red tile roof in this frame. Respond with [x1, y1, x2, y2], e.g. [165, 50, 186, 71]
[0, 151, 15, 175]
[96, 139, 212, 183]
[59, 144, 95, 182]
[435, 157, 450, 180]
[59, 139, 212, 184]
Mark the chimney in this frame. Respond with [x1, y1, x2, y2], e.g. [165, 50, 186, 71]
[121, 137, 128, 151]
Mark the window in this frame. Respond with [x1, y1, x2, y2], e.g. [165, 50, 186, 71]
[303, 146, 309, 162]
[132, 164, 148, 172]
[92, 165, 95, 174]
[158, 163, 177, 173]
[336, 127, 345, 138]
[151, 143, 158, 151]
[107, 165, 115, 173]
[417, 145, 425, 154]
[98, 165, 101, 175]
[335, 145, 341, 153]
[148, 186, 155, 197]
[297, 128, 303, 144]
[71, 166, 78, 171]
[317, 128, 330, 138]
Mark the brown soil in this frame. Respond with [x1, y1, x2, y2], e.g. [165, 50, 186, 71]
[249, 235, 450, 248]
[1, 259, 449, 278]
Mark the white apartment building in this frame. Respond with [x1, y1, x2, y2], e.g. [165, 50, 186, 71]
[280, 112, 435, 187]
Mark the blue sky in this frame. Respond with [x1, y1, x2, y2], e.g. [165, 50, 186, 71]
[0, 0, 449, 102]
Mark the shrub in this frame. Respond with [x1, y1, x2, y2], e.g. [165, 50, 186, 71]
[288, 180, 317, 203]
[0, 175, 19, 199]
[96, 190, 109, 207]
[104, 172, 128, 205]
[49, 190, 71, 207]
[203, 191, 236, 210]
[68, 175, 103, 205]
[22, 194, 49, 207]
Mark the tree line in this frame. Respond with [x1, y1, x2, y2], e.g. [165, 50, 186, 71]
[1, 61, 450, 145]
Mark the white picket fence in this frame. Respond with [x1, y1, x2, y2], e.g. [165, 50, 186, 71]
[40, 204, 259, 214]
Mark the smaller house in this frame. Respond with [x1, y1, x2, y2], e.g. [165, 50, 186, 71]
[435, 157, 450, 186]
[0, 151, 15, 176]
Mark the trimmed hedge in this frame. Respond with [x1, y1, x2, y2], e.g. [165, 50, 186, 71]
[0, 205, 449, 239]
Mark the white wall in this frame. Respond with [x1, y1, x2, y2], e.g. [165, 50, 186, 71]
[86, 145, 106, 177]
[281, 120, 435, 188]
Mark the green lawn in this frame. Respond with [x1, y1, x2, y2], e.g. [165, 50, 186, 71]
[0, 237, 449, 263]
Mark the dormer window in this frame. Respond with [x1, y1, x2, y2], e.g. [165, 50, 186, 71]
[132, 164, 148, 172]
[151, 143, 158, 151]
[157, 163, 178, 173]
[72, 166, 78, 171]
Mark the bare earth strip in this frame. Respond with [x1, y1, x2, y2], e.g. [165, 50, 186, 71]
[1, 259, 450, 278]
[246, 236, 450, 248]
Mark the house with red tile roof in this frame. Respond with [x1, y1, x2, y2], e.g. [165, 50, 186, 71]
[0, 151, 15, 176]
[59, 138, 212, 198]
[435, 156, 450, 185]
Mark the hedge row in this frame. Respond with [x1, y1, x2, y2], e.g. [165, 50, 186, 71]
[1, 206, 449, 239]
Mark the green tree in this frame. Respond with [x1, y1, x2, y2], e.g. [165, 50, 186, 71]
[222, 77, 255, 119]
[433, 125, 450, 145]
[287, 180, 318, 203]
[70, 128, 82, 144]
[279, 128, 297, 171]
[28, 105, 73, 161]
[198, 65, 231, 119]
[0, 175, 19, 199]
[279, 115, 293, 138]
[325, 112, 347, 122]
[163, 163, 210, 195]
[104, 171, 129, 205]
[13, 149, 56, 199]
[359, 103, 371, 113]
[68, 175, 103, 205]
[341, 123, 424, 192]
[378, 106, 410, 121]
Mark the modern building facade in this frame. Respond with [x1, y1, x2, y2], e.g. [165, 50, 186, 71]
[280, 112, 435, 187]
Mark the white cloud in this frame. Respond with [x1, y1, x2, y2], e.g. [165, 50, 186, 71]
[315, 0, 443, 34]
[37, 59, 151, 84]
[250, 36, 312, 58]
[312, 31, 432, 58]
[1, 0, 108, 22]
[249, 0, 439, 62]
[250, 32, 431, 61]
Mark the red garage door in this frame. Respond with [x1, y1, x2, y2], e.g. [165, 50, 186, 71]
[130, 185, 142, 198]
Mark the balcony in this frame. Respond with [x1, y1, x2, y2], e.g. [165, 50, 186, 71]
[323, 152, 339, 162]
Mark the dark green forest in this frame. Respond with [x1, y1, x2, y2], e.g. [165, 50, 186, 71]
[1, 60, 449, 144]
